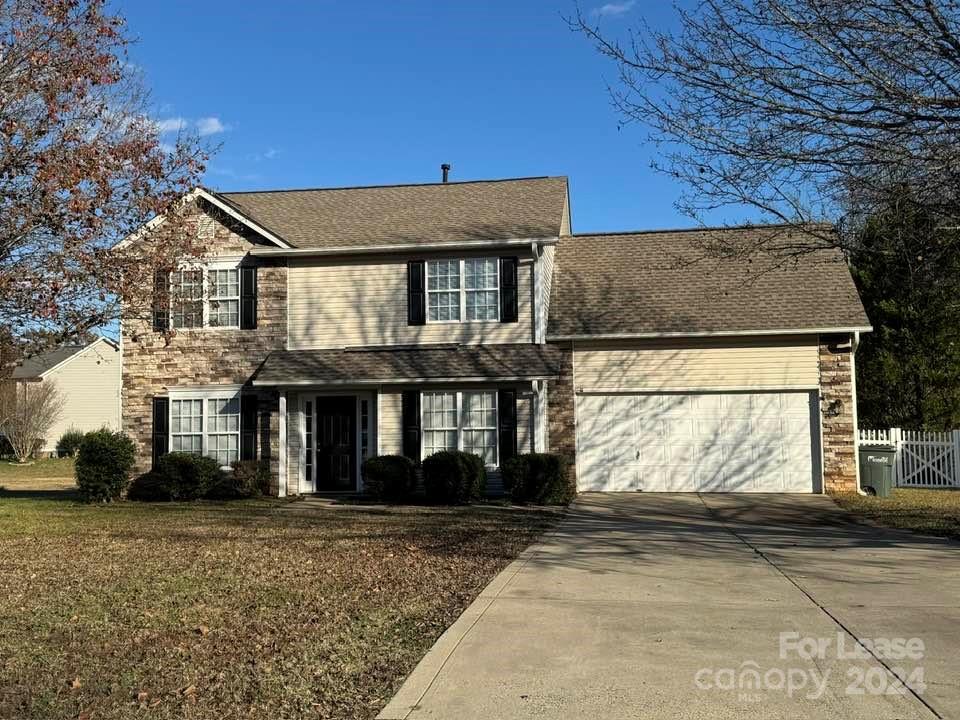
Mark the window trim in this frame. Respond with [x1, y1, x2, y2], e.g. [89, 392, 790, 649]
[168, 385, 243, 469]
[425, 258, 500, 325]
[169, 257, 243, 331]
[420, 389, 500, 467]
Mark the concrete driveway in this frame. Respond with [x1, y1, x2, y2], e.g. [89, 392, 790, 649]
[379, 493, 959, 720]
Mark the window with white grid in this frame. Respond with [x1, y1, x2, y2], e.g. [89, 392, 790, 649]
[464, 259, 499, 321]
[206, 397, 240, 466]
[423, 391, 459, 456]
[427, 260, 461, 322]
[421, 390, 499, 466]
[426, 259, 501, 323]
[462, 391, 498, 465]
[170, 269, 204, 329]
[170, 399, 203, 453]
[208, 268, 240, 328]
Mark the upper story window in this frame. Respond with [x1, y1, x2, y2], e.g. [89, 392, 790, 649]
[170, 261, 241, 330]
[426, 258, 500, 323]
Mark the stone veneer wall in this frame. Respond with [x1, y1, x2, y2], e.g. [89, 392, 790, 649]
[121, 206, 287, 492]
[819, 333, 858, 493]
[547, 345, 577, 489]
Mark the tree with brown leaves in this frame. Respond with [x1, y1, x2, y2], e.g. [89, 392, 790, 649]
[0, 0, 208, 356]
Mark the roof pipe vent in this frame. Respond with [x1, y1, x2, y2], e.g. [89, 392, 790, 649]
[441, 163, 451, 183]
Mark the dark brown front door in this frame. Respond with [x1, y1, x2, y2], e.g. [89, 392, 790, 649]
[316, 396, 356, 491]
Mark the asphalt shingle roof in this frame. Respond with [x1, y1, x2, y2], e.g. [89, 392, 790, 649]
[11, 345, 87, 379]
[219, 177, 568, 249]
[252, 344, 563, 385]
[547, 226, 871, 337]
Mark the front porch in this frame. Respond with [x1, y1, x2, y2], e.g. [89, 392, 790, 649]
[251, 343, 563, 497]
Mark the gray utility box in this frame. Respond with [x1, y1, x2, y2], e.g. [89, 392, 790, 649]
[859, 445, 896, 497]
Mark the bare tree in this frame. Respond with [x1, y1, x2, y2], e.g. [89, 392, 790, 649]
[572, 0, 960, 256]
[0, 0, 208, 357]
[0, 380, 64, 463]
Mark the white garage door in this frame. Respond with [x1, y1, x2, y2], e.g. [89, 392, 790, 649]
[576, 392, 819, 493]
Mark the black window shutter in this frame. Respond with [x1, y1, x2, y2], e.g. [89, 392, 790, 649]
[499, 257, 518, 323]
[152, 396, 169, 468]
[240, 266, 258, 330]
[152, 270, 169, 332]
[241, 393, 259, 461]
[401, 390, 421, 462]
[407, 260, 426, 325]
[498, 389, 517, 465]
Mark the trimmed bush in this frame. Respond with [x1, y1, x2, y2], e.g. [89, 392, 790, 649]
[501, 453, 574, 505]
[154, 452, 224, 501]
[56, 428, 86, 458]
[422, 450, 486, 504]
[75, 429, 136, 502]
[362, 455, 416, 502]
[206, 460, 269, 500]
[127, 471, 173, 502]
[0, 434, 12, 459]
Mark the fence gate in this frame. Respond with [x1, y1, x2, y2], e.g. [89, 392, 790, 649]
[859, 428, 960, 488]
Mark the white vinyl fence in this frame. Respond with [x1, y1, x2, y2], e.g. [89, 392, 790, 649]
[859, 428, 960, 487]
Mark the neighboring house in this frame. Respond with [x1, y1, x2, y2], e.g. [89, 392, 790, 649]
[11, 337, 122, 453]
[119, 176, 871, 496]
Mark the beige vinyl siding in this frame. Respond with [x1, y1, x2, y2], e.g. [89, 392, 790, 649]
[574, 335, 820, 392]
[286, 391, 301, 495]
[378, 390, 404, 456]
[41, 342, 121, 452]
[538, 245, 555, 343]
[288, 254, 534, 350]
[517, 389, 533, 454]
[560, 195, 571, 237]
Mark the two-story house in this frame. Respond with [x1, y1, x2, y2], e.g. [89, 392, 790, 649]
[120, 175, 871, 497]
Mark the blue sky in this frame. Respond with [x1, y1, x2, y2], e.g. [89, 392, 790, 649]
[121, 0, 707, 234]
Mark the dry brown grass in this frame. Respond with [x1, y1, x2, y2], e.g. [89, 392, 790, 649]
[832, 488, 960, 539]
[0, 495, 560, 719]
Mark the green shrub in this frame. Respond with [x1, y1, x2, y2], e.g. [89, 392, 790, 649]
[501, 453, 574, 505]
[56, 428, 86, 458]
[0, 434, 12, 458]
[75, 429, 136, 502]
[154, 452, 224, 501]
[127, 471, 173, 502]
[422, 450, 486, 504]
[205, 460, 269, 500]
[362, 455, 416, 501]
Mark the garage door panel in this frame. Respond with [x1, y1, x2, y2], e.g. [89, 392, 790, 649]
[578, 391, 817, 493]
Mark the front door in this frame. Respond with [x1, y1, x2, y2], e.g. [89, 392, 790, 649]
[315, 395, 357, 491]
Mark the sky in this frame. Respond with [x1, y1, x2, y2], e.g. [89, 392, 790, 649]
[120, 0, 707, 235]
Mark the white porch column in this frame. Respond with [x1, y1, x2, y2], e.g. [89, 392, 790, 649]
[278, 390, 287, 497]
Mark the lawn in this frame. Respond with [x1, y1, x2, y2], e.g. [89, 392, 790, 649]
[0, 494, 561, 719]
[0, 456, 75, 479]
[832, 488, 960, 539]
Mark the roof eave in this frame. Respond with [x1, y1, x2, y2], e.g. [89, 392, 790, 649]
[251, 374, 559, 387]
[248, 237, 559, 258]
[546, 326, 874, 342]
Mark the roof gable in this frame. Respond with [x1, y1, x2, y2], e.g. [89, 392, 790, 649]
[548, 225, 871, 338]
[11, 337, 118, 380]
[114, 188, 294, 251]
